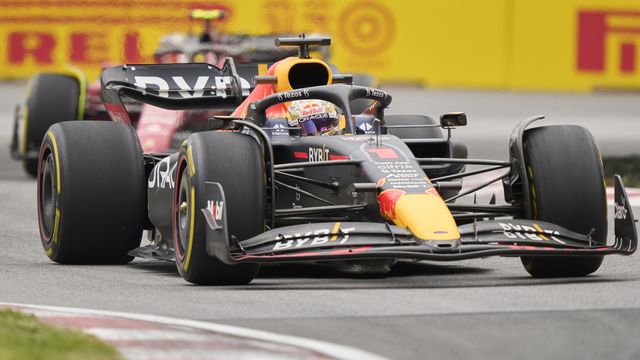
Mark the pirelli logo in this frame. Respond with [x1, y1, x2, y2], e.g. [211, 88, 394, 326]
[577, 9, 640, 75]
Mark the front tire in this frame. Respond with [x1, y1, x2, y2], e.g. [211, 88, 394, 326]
[174, 131, 264, 285]
[521, 125, 607, 277]
[37, 121, 145, 264]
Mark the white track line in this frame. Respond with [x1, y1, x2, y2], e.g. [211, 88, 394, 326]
[0, 302, 387, 360]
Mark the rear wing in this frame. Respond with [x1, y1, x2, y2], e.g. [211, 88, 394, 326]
[100, 58, 267, 124]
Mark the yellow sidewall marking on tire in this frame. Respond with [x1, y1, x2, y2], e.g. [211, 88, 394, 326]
[46, 248, 52, 256]
[21, 106, 30, 155]
[183, 186, 196, 271]
[186, 145, 196, 177]
[47, 131, 61, 194]
[59, 67, 87, 120]
[52, 209, 60, 244]
[21, 78, 34, 155]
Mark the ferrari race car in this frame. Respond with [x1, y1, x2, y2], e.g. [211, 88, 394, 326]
[11, 9, 372, 176]
[35, 37, 637, 285]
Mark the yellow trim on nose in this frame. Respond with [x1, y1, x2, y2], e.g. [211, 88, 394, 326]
[393, 193, 460, 241]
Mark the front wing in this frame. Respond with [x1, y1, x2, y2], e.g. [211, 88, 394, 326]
[204, 176, 637, 265]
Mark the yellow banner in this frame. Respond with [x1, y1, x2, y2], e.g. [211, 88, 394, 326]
[1, 0, 640, 92]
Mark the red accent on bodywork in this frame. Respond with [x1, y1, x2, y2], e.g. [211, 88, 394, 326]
[367, 148, 399, 159]
[377, 189, 405, 221]
[293, 151, 308, 159]
[103, 102, 131, 124]
[329, 154, 349, 160]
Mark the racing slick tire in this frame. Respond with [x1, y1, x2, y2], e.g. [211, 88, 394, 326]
[384, 115, 443, 139]
[174, 131, 263, 285]
[23, 74, 82, 177]
[521, 125, 607, 277]
[37, 121, 145, 264]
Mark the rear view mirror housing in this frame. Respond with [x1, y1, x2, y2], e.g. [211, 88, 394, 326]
[440, 112, 467, 127]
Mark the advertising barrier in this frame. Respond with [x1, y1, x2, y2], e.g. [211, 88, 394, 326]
[1, 0, 639, 92]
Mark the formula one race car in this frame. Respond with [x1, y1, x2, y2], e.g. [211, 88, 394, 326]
[35, 37, 637, 285]
[11, 10, 373, 176]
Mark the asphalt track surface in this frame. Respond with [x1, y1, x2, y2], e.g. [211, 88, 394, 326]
[1, 82, 639, 360]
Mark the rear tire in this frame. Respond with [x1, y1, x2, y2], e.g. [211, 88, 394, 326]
[24, 74, 81, 177]
[37, 121, 145, 264]
[520, 125, 607, 277]
[174, 131, 263, 285]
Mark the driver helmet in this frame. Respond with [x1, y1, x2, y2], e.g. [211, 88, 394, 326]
[286, 100, 344, 136]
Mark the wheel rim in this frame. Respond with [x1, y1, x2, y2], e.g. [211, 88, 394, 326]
[40, 153, 57, 242]
[176, 169, 190, 259]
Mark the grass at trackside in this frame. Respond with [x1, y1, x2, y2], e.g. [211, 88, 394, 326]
[604, 156, 640, 188]
[0, 309, 123, 360]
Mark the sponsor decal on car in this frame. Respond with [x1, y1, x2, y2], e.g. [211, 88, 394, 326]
[276, 89, 310, 101]
[293, 145, 349, 162]
[374, 160, 430, 191]
[614, 200, 628, 220]
[133, 75, 250, 99]
[498, 222, 565, 243]
[358, 122, 376, 134]
[272, 223, 356, 250]
[364, 87, 386, 99]
[271, 123, 288, 136]
[300, 102, 324, 117]
[148, 156, 177, 189]
[201, 200, 224, 230]
[309, 146, 330, 162]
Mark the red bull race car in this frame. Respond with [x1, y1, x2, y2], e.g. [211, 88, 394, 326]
[35, 37, 637, 285]
[11, 10, 372, 176]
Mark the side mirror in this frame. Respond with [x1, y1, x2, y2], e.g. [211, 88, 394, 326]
[208, 116, 241, 130]
[208, 118, 225, 130]
[440, 112, 467, 127]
